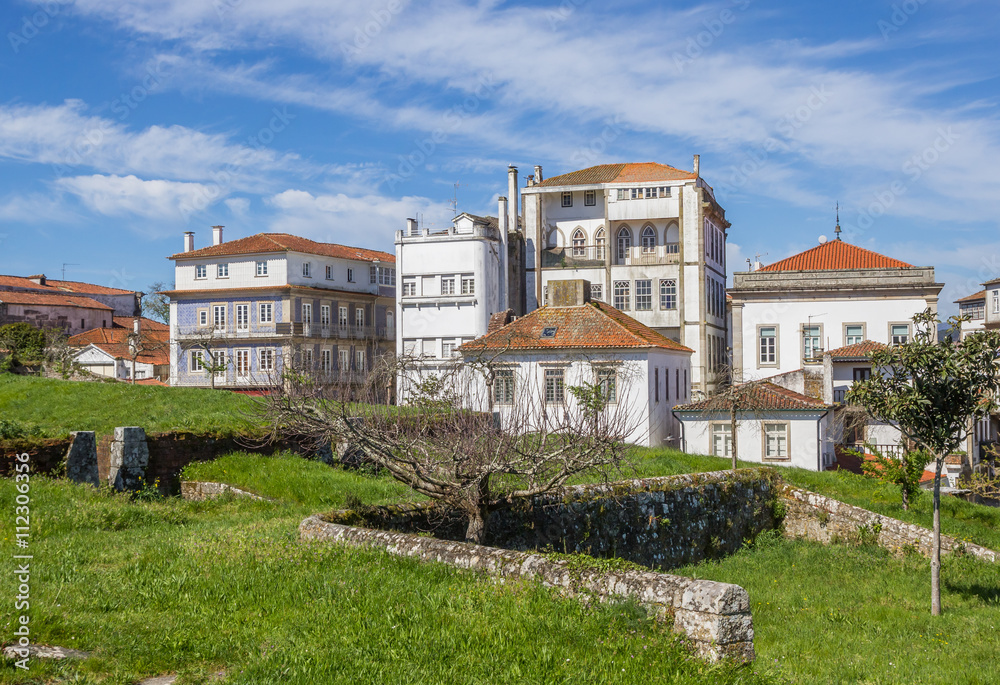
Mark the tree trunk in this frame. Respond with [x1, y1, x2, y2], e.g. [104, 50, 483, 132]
[731, 407, 738, 470]
[464, 476, 491, 544]
[901, 452, 910, 511]
[131, 358, 136, 385]
[931, 455, 943, 616]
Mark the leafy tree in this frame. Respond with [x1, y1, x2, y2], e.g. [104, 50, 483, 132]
[0, 323, 47, 369]
[855, 445, 932, 511]
[142, 281, 172, 324]
[847, 310, 1000, 615]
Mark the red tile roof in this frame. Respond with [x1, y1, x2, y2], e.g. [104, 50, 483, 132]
[133, 378, 169, 387]
[170, 233, 395, 263]
[0, 275, 48, 289]
[827, 340, 887, 360]
[674, 382, 829, 412]
[68, 326, 170, 365]
[536, 163, 697, 188]
[459, 301, 693, 353]
[956, 290, 986, 304]
[757, 240, 912, 272]
[112, 316, 168, 331]
[46, 279, 137, 295]
[0, 291, 113, 310]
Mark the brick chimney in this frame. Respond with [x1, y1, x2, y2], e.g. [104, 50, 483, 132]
[693, 154, 700, 176]
[548, 279, 591, 307]
[212, 225, 224, 246]
[183, 232, 195, 252]
[534, 165, 543, 184]
[507, 165, 518, 234]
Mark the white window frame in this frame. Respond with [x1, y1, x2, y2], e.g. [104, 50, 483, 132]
[462, 276, 475, 295]
[339, 306, 348, 327]
[259, 302, 273, 324]
[494, 369, 515, 405]
[339, 349, 350, 370]
[595, 367, 617, 403]
[802, 324, 822, 361]
[213, 350, 227, 379]
[321, 305, 331, 328]
[890, 323, 911, 346]
[544, 367, 566, 404]
[561, 191, 573, 207]
[584, 190, 596, 206]
[259, 348, 275, 373]
[591, 283, 603, 302]
[321, 349, 333, 373]
[198, 309, 209, 327]
[635, 279, 652, 311]
[347, 268, 355, 282]
[195, 264, 207, 279]
[355, 350, 365, 371]
[758, 325, 778, 367]
[402, 279, 417, 297]
[711, 423, 733, 458]
[302, 262, 311, 278]
[217, 263, 229, 278]
[191, 350, 205, 372]
[256, 261, 268, 277]
[355, 307, 365, 327]
[762, 422, 790, 461]
[613, 280, 630, 311]
[659, 279, 677, 310]
[212, 305, 227, 332]
[441, 277, 456, 295]
[235, 303, 250, 332]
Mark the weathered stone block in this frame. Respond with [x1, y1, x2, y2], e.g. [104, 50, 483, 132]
[108, 426, 149, 492]
[65, 431, 98, 487]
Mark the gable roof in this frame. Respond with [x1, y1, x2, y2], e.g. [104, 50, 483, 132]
[757, 240, 912, 272]
[68, 326, 170, 365]
[673, 382, 829, 413]
[45, 279, 137, 295]
[112, 316, 168, 331]
[459, 301, 693, 353]
[827, 340, 887, 361]
[536, 162, 697, 188]
[0, 291, 113, 310]
[956, 289, 986, 304]
[170, 233, 395, 263]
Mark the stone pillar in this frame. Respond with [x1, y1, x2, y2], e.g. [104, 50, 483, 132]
[108, 427, 149, 491]
[65, 431, 99, 487]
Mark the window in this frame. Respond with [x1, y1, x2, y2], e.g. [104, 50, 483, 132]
[591, 283, 603, 302]
[355, 308, 364, 327]
[617, 188, 628, 201]
[213, 305, 226, 331]
[462, 277, 475, 295]
[355, 350, 366, 371]
[891, 324, 909, 345]
[545, 368, 565, 404]
[763, 423, 789, 460]
[595, 229, 606, 260]
[321, 305, 331, 327]
[616, 227, 631, 260]
[370, 265, 378, 284]
[993, 290, 1000, 314]
[613, 280, 630, 310]
[217, 263, 229, 278]
[195, 264, 207, 279]
[198, 310, 208, 327]
[322, 349, 333, 373]
[302, 262, 311, 277]
[236, 349, 250, 377]
[631, 188, 641, 200]
[658, 186, 671, 197]
[665, 368, 670, 400]
[711, 424, 732, 458]
[236, 304, 249, 332]
[853, 367, 871, 382]
[759, 326, 777, 365]
[845, 324, 864, 346]
[326, 265, 333, 280]
[654, 367, 660, 403]
[676, 369, 680, 400]
[641, 226, 656, 253]
[256, 261, 268, 276]
[596, 368, 617, 403]
[191, 350, 205, 372]
[561, 192, 573, 207]
[259, 302, 273, 324]
[259, 349, 275, 372]
[543, 285, 548, 305]
[494, 369, 515, 404]
[301, 303, 312, 325]
[303, 348, 313, 370]
[339, 306, 348, 327]
[442, 341, 455, 357]
[802, 325, 821, 360]
[441, 277, 456, 295]
[635, 279, 652, 310]
[347, 268, 355, 282]
[339, 349, 349, 370]
[659, 279, 677, 310]
[572, 229, 586, 257]
[584, 190, 596, 206]
[213, 351, 227, 378]
[402, 279, 417, 296]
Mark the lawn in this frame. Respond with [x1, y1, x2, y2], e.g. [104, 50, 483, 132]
[0, 375, 254, 438]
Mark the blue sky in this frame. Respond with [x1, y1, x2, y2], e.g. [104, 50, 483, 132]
[0, 0, 998, 314]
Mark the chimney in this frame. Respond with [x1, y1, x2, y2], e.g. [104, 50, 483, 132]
[498, 197, 509, 236]
[548, 279, 591, 307]
[212, 225, 224, 246]
[693, 154, 700, 177]
[406, 218, 418, 236]
[526, 174, 535, 187]
[28, 274, 46, 286]
[183, 232, 195, 253]
[133, 317, 140, 335]
[534, 165, 543, 184]
[507, 165, 519, 234]
[498, 196, 509, 310]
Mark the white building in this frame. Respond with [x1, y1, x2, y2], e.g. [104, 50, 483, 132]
[396, 185, 523, 382]
[673, 382, 834, 471]
[729, 233, 943, 381]
[955, 290, 985, 340]
[458, 280, 693, 448]
[68, 317, 170, 382]
[519, 159, 729, 395]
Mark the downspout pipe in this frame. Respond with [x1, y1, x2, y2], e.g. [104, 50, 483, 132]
[817, 409, 830, 471]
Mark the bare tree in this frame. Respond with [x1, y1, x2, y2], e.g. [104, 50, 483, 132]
[179, 326, 232, 389]
[253, 340, 645, 543]
[125, 318, 170, 384]
[696, 366, 776, 469]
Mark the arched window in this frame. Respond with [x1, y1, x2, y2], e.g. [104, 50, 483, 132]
[595, 228, 606, 260]
[572, 229, 586, 257]
[617, 226, 632, 261]
[641, 226, 656, 253]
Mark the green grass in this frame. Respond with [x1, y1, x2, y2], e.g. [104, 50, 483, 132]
[181, 451, 422, 509]
[0, 477, 774, 685]
[673, 531, 1000, 684]
[0, 374, 254, 438]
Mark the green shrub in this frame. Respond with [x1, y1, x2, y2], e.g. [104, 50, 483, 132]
[0, 322, 47, 365]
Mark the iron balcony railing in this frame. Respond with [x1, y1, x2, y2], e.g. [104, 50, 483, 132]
[177, 324, 395, 341]
[541, 243, 681, 268]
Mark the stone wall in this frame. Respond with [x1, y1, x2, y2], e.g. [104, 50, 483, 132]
[327, 469, 781, 571]
[782, 486, 997, 563]
[180, 480, 269, 501]
[299, 515, 754, 662]
[0, 437, 72, 475]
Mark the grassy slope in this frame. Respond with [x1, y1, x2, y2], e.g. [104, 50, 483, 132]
[0, 374, 253, 438]
[0, 478, 773, 685]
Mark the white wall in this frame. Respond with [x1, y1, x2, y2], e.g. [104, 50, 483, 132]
[175, 254, 288, 290]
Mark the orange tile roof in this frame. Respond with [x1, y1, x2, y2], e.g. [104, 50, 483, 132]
[112, 316, 169, 331]
[536, 162, 697, 188]
[459, 301, 693, 353]
[956, 290, 986, 304]
[757, 240, 912, 272]
[46, 279, 138, 295]
[827, 340, 887, 360]
[68, 326, 170, 365]
[170, 233, 395, 263]
[0, 275, 49, 289]
[674, 382, 829, 412]
[0, 291, 113, 310]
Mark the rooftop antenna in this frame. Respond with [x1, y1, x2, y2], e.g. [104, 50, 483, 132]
[61, 263, 79, 280]
[834, 202, 842, 241]
[450, 182, 467, 216]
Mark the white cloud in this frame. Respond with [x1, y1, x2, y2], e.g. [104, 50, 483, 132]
[224, 197, 251, 216]
[56, 174, 222, 222]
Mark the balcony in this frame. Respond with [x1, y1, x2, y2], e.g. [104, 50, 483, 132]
[177, 324, 395, 341]
[541, 245, 606, 269]
[616, 243, 680, 266]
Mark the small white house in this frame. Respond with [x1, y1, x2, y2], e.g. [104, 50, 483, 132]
[457, 280, 693, 448]
[673, 382, 834, 470]
[68, 318, 170, 382]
